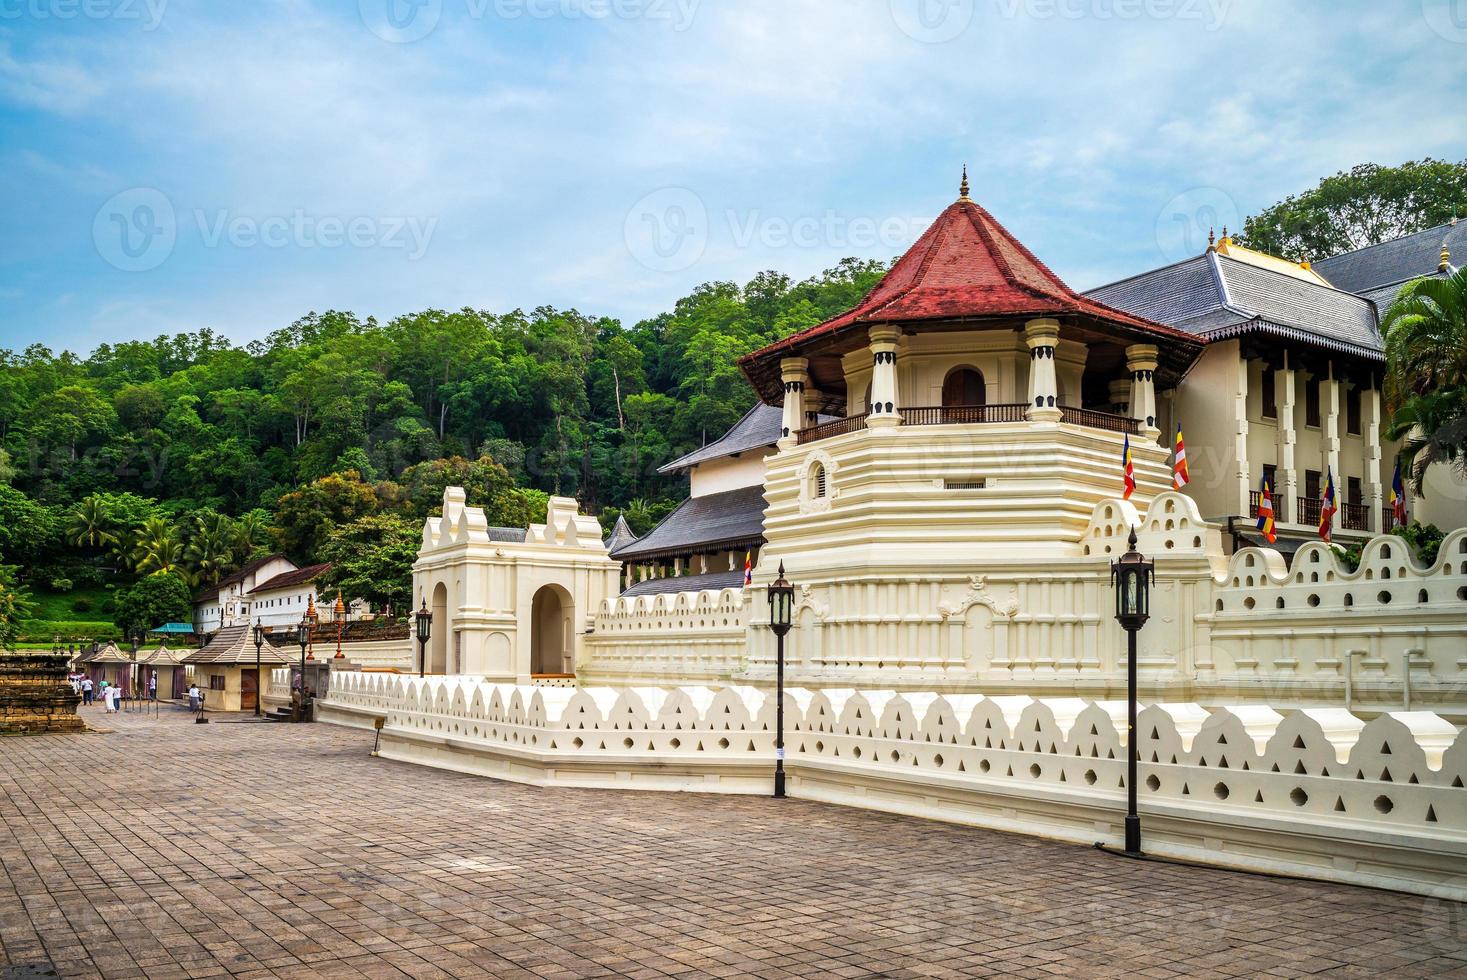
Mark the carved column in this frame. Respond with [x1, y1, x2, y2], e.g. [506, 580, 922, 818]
[778, 356, 808, 447]
[1323, 365, 1342, 493]
[1024, 318, 1062, 422]
[1126, 343, 1161, 441]
[1277, 356, 1298, 523]
[1229, 354, 1250, 517]
[867, 324, 901, 426]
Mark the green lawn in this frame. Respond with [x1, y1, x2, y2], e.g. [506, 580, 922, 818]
[27, 585, 115, 621]
[18, 585, 121, 644]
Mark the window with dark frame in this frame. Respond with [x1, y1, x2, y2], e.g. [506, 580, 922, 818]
[1261, 368, 1277, 419]
[1347, 476, 1363, 505]
[1346, 387, 1361, 435]
[1305, 377, 1321, 427]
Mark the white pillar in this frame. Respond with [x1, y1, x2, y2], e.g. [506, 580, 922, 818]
[779, 357, 809, 447]
[1025, 318, 1062, 422]
[1323, 365, 1342, 492]
[1126, 343, 1161, 441]
[1277, 358, 1298, 524]
[1229, 354, 1250, 516]
[867, 324, 901, 426]
[1365, 384, 1384, 531]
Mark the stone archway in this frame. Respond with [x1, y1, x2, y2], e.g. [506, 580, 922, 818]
[530, 584, 574, 676]
[429, 582, 449, 674]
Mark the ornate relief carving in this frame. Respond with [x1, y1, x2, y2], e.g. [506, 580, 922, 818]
[939, 575, 1018, 622]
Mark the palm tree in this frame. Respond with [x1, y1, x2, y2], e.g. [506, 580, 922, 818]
[130, 518, 188, 581]
[232, 511, 270, 561]
[186, 513, 239, 587]
[66, 495, 118, 550]
[1382, 266, 1467, 492]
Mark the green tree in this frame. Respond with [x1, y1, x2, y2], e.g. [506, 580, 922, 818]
[1241, 159, 1467, 259]
[66, 494, 119, 550]
[129, 517, 188, 580]
[0, 486, 59, 567]
[112, 571, 193, 638]
[271, 471, 379, 561]
[318, 514, 421, 615]
[0, 565, 36, 650]
[1382, 267, 1467, 493]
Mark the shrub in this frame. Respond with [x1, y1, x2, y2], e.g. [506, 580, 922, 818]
[71, 597, 93, 613]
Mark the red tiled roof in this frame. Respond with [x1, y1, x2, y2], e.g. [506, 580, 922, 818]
[250, 563, 332, 594]
[739, 194, 1201, 401]
[192, 553, 289, 603]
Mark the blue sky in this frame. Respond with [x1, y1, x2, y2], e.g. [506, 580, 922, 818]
[2, 0, 1465, 355]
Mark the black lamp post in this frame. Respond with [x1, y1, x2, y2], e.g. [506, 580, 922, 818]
[129, 629, 144, 712]
[252, 620, 265, 718]
[767, 561, 794, 799]
[295, 614, 310, 722]
[1110, 526, 1154, 855]
[415, 598, 432, 679]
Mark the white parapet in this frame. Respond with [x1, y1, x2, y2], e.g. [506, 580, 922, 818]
[319, 670, 1467, 901]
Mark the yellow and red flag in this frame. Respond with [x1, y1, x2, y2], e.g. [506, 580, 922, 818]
[1319, 469, 1337, 543]
[1172, 423, 1190, 489]
[1256, 479, 1276, 543]
[1122, 433, 1135, 500]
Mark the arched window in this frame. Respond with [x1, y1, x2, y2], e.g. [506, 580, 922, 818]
[811, 463, 828, 499]
[942, 367, 985, 408]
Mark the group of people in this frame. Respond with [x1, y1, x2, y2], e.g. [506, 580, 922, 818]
[71, 673, 159, 712]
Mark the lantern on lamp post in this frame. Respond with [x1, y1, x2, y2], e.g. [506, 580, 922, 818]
[1110, 526, 1154, 855]
[294, 614, 311, 722]
[251, 620, 265, 718]
[333, 592, 346, 659]
[767, 561, 794, 799]
[415, 598, 433, 679]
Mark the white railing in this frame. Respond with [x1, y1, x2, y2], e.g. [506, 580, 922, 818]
[583, 586, 748, 684]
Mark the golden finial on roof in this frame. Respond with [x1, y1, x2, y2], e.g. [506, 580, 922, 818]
[959, 165, 970, 202]
[1207, 227, 1216, 251]
[1442, 244, 1452, 272]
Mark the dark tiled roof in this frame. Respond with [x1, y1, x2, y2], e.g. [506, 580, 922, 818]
[1086, 252, 1382, 359]
[1313, 220, 1465, 295]
[251, 562, 331, 593]
[659, 402, 838, 475]
[609, 485, 766, 562]
[193, 554, 289, 603]
[619, 569, 746, 597]
[605, 514, 638, 551]
[183, 625, 297, 666]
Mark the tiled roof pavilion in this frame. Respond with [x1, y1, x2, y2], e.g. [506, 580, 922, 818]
[739, 173, 1203, 404]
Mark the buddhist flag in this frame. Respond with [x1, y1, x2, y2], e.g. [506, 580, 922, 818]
[1391, 461, 1407, 529]
[1122, 434, 1135, 500]
[1172, 423, 1190, 489]
[1319, 468, 1337, 543]
[1256, 479, 1277, 543]
[743, 551, 753, 586]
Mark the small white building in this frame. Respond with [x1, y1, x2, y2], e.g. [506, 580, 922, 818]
[193, 555, 296, 633]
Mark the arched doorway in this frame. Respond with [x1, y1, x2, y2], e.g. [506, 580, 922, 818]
[530, 584, 574, 676]
[429, 582, 448, 674]
[941, 366, 985, 422]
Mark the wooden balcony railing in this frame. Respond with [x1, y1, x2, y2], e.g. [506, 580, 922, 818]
[796, 403, 1138, 444]
[1249, 490, 1283, 523]
[797, 413, 868, 444]
[898, 404, 1028, 426]
[1296, 497, 1321, 528]
[1341, 502, 1370, 531]
[1059, 406, 1140, 434]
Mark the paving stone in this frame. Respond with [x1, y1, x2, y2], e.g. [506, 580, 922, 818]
[2, 706, 1464, 978]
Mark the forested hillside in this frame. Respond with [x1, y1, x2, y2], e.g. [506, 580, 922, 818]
[0, 259, 887, 642]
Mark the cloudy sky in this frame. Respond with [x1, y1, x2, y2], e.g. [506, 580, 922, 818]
[2, 0, 1465, 354]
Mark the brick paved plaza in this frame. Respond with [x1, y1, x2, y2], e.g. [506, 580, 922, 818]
[2, 706, 1466, 979]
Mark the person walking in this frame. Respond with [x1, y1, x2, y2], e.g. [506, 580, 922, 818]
[80, 676, 94, 705]
[104, 684, 118, 713]
[188, 683, 200, 713]
[147, 672, 157, 701]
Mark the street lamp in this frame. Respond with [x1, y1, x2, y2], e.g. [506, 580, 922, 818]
[333, 592, 346, 659]
[251, 619, 265, 718]
[767, 561, 794, 799]
[305, 595, 319, 661]
[295, 614, 311, 722]
[415, 598, 432, 679]
[1110, 526, 1154, 855]
[129, 629, 142, 713]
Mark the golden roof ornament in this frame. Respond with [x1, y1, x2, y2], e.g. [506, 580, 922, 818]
[1441, 244, 1451, 272]
[1207, 227, 1216, 251]
[959, 165, 970, 202]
